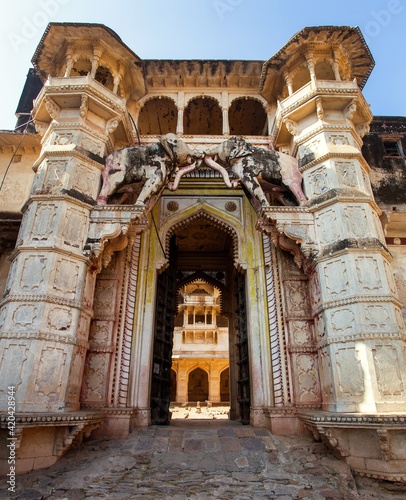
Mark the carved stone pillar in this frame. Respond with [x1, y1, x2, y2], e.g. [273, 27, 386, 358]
[222, 108, 230, 136]
[209, 374, 221, 403]
[0, 131, 104, 412]
[176, 107, 184, 136]
[297, 104, 406, 413]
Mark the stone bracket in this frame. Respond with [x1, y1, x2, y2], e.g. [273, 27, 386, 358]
[0, 411, 106, 459]
[257, 206, 318, 268]
[299, 411, 406, 482]
[85, 205, 149, 268]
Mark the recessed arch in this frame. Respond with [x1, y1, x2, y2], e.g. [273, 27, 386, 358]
[291, 65, 311, 93]
[95, 65, 114, 91]
[164, 209, 240, 265]
[184, 96, 222, 135]
[71, 57, 91, 76]
[229, 97, 268, 135]
[138, 96, 178, 135]
[188, 367, 209, 402]
[315, 60, 336, 80]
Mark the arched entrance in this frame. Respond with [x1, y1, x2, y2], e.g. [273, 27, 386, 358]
[188, 367, 209, 402]
[149, 210, 251, 424]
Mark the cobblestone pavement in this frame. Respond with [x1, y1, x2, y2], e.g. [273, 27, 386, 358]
[2, 421, 406, 499]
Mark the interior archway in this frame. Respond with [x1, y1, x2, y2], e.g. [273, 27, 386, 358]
[150, 211, 250, 424]
[188, 367, 209, 402]
[229, 98, 268, 135]
[184, 97, 222, 135]
[138, 97, 177, 135]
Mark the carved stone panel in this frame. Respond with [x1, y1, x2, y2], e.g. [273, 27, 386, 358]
[344, 206, 368, 238]
[309, 272, 321, 310]
[93, 280, 117, 318]
[34, 346, 67, 403]
[80, 134, 105, 156]
[30, 161, 47, 194]
[371, 210, 386, 243]
[0, 343, 29, 394]
[70, 164, 99, 200]
[46, 306, 73, 332]
[330, 307, 356, 333]
[373, 345, 404, 395]
[364, 305, 390, 330]
[89, 320, 112, 348]
[62, 207, 88, 249]
[355, 257, 382, 291]
[53, 258, 80, 299]
[53, 132, 76, 146]
[296, 354, 319, 402]
[291, 321, 312, 346]
[323, 259, 349, 298]
[336, 347, 365, 397]
[42, 160, 69, 194]
[20, 255, 47, 290]
[315, 313, 326, 341]
[327, 133, 350, 146]
[335, 161, 359, 188]
[81, 352, 109, 403]
[308, 166, 329, 197]
[31, 203, 58, 242]
[66, 346, 87, 406]
[12, 304, 38, 329]
[316, 208, 339, 246]
[285, 280, 310, 316]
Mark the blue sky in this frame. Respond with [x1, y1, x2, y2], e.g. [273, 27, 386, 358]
[0, 0, 404, 130]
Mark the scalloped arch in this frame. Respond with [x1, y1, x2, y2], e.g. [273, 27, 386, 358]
[184, 94, 221, 107]
[176, 270, 224, 313]
[228, 95, 267, 109]
[165, 209, 239, 264]
[138, 95, 178, 109]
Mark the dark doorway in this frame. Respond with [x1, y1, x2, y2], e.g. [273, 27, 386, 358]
[150, 213, 250, 424]
[188, 368, 209, 402]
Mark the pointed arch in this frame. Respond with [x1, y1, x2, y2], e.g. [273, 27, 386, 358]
[163, 208, 240, 265]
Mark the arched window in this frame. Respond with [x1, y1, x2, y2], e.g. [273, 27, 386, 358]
[292, 66, 311, 93]
[138, 97, 177, 135]
[229, 98, 268, 135]
[184, 97, 222, 135]
[315, 61, 336, 81]
[71, 59, 91, 76]
[95, 66, 114, 91]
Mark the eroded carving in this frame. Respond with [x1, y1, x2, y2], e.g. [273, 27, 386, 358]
[97, 134, 201, 208]
[205, 136, 307, 208]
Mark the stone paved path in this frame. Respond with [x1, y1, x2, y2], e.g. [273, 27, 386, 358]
[2, 421, 406, 499]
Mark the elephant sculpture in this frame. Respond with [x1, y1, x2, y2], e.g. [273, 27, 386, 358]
[97, 133, 201, 207]
[204, 136, 307, 207]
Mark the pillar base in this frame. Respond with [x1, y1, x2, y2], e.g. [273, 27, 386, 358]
[0, 411, 105, 475]
[299, 410, 406, 483]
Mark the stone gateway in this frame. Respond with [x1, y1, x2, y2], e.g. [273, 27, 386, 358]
[0, 23, 406, 483]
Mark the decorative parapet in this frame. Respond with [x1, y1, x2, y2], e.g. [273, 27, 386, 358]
[299, 411, 406, 482]
[257, 206, 318, 268]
